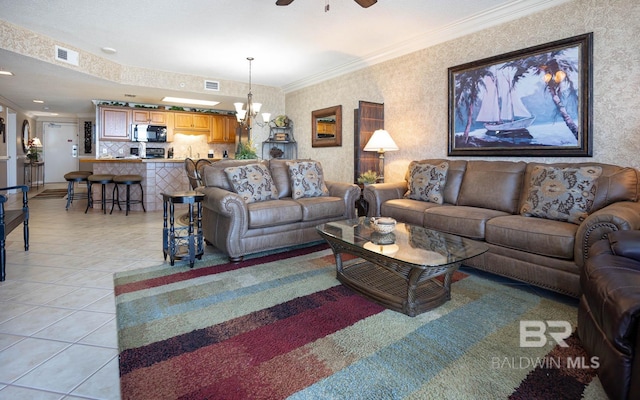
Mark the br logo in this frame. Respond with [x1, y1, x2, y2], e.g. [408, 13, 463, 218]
[519, 320, 572, 347]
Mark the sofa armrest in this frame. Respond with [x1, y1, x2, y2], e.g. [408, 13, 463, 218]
[608, 230, 640, 263]
[575, 201, 640, 267]
[325, 180, 361, 219]
[363, 182, 408, 217]
[198, 186, 249, 233]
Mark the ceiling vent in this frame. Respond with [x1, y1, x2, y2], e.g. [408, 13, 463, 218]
[204, 80, 220, 91]
[55, 45, 79, 66]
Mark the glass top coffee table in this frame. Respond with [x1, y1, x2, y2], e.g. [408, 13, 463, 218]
[316, 217, 488, 317]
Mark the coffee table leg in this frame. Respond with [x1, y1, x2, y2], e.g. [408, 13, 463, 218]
[405, 268, 426, 316]
[441, 263, 461, 298]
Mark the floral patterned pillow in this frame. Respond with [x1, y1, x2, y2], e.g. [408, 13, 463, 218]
[521, 165, 603, 224]
[286, 161, 330, 199]
[404, 162, 449, 204]
[224, 163, 278, 203]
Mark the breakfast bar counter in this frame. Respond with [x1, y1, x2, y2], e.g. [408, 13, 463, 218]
[80, 158, 202, 211]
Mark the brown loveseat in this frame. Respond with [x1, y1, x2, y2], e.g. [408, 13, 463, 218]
[198, 158, 360, 261]
[364, 160, 640, 297]
[578, 230, 640, 400]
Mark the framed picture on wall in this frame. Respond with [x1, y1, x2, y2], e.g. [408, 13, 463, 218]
[448, 32, 593, 157]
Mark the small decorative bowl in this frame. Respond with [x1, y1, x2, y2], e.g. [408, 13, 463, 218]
[370, 217, 397, 234]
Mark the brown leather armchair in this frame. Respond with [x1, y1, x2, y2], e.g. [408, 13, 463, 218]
[578, 230, 640, 400]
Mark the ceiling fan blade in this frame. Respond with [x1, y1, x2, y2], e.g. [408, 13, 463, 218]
[355, 0, 377, 7]
[275, 0, 294, 5]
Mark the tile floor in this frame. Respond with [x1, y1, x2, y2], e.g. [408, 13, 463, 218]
[0, 183, 579, 400]
[0, 183, 213, 399]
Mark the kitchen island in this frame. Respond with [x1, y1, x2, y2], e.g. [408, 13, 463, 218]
[80, 158, 216, 212]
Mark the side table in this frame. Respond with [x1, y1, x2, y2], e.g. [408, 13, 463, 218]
[162, 191, 204, 268]
[24, 160, 45, 189]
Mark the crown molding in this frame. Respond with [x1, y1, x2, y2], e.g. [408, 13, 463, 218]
[282, 0, 572, 93]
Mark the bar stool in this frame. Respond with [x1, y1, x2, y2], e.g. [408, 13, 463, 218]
[162, 191, 204, 268]
[85, 174, 115, 214]
[64, 171, 92, 210]
[110, 174, 145, 216]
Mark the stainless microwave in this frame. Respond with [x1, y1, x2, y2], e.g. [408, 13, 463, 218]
[131, 124, 167, 142]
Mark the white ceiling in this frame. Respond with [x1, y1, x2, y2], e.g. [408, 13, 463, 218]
[0, 0, 563, 118]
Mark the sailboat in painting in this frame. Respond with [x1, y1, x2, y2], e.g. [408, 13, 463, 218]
[476, 67, 535, 136]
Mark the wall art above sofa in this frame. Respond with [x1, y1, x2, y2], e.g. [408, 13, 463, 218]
[448, 32, 593, 157]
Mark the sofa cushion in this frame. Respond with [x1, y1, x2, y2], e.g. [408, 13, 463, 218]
[424, 206, 509, 240]
[520, 165, 602, 224]
[404, 161, 448, 204]
[202, 159, 268, 191]
[486, 215, 577, 260]
[269, 158, 294, 198]
[224, 163, 279, 203]
[457, 160, 526, 214]
[247, 199, 302, 228]
[382, 198, 441, 225]
[287, 161, 330, 199]
[520, 163, 639, 213]
[295, 196, 345, 221]
[405, 159, 467, 205]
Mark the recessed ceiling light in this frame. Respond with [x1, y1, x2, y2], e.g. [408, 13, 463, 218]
[33, 99, 44, 103]
[101, 47, 117, 54]
[0, 70, 14, 76]
[162, 97, 219, 107]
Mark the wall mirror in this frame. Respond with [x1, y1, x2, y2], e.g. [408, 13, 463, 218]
[21, 120, 30, 153]
[312, 105, 342, 147]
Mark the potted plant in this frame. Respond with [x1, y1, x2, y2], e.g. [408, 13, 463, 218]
[26, 138, 41, 162]
[357, 170, 379, 185]
[235, 140, 258, 159]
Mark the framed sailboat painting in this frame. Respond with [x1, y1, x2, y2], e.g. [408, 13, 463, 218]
[448, 33, 593, 157]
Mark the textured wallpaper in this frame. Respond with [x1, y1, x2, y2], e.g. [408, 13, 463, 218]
[2, 0, 639, 185]
[286, 0, 640, 183]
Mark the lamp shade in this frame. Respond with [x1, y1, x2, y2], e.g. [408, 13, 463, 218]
[31, 137, 42, 147]
[363, 130, 398, 152]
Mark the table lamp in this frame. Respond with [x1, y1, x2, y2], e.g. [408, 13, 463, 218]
[363, 129, 398, 182]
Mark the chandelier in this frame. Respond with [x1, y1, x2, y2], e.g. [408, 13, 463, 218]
[234, 57, 270, 143]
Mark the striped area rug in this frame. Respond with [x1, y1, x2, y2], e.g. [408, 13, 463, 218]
[115, 244, 608, 399]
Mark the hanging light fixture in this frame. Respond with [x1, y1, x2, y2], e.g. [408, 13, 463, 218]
[234, 57, 270, 144]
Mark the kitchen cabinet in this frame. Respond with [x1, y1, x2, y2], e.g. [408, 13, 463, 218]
[99, 106, 131, 141]
[173, 112, 210, 132]
[209, 115, 237, 144]
[132, 109, 167, 125]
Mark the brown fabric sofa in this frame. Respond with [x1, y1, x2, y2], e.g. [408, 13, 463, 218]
[364, 159, 640, 297]
[198, 158, 360, 261]
[578, 230, 640, 400]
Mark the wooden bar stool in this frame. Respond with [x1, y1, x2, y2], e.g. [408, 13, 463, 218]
[85, 174, 115, 214]
[110, 174, 145, 216]
[64, 171, 92, 211]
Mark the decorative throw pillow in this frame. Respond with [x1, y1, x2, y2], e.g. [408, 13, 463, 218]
[224, 163, 278, 203]
[521, 165, 603, 224]
[286, 161, 329, 200]
[404, 162, 449, 204]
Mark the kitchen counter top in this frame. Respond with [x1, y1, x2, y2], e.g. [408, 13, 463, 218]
[80, 158, 222, 163]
